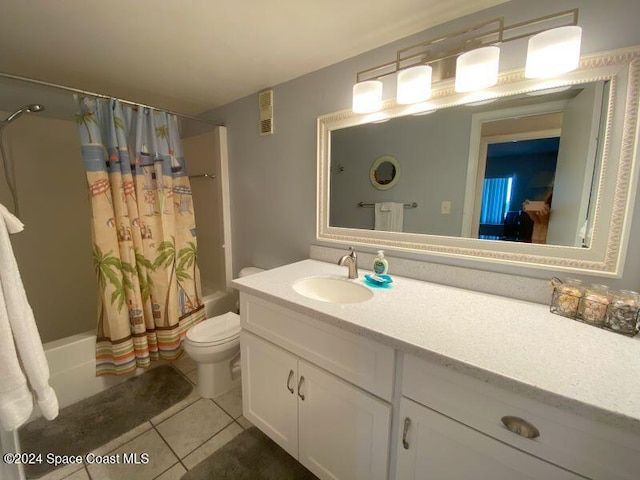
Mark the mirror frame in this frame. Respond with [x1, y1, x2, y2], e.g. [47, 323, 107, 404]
[317, 47, 640, 277]
[370, 155, 401, 190]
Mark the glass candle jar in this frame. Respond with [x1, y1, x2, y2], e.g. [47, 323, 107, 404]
[605, 290, 640, 335]
[550, 278, 583, 319]
[577, 284, 611, 326]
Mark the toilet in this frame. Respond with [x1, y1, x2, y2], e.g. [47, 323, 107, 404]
[184, 267, 264, 398]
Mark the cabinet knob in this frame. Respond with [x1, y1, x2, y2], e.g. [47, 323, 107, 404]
[501, 416, 540, 439]
[297, 376, 305, 401]
[402, 417, 411, 449]
[287, 370, 294, 394]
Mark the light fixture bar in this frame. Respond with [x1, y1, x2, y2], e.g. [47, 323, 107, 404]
[500, 9, 578, 44]
[398, 17, 504, 70]
[356, 61, 401, 84]
[354, 9, 578, 84]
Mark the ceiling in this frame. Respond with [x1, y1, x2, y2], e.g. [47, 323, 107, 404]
[0, 0, 507, 115]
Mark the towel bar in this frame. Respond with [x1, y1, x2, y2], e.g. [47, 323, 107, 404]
[188, 173, 216, 179]
[358, 202, 417, 208]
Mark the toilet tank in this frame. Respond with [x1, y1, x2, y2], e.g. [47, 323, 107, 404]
[239, 267, 264, 278]
[234, 267, 264, 314]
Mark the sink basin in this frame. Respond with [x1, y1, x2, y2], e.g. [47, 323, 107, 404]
[293, 277, 373, 304]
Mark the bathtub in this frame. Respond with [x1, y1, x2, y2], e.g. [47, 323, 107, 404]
[43, 330, 133, 412]
[4, 331, 127, 480]
[0, 289, 238, 480]
[38, 288, 236, 415]
[201, 285, 237, 317]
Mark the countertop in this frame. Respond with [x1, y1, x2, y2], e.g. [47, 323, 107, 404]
[232, 259, 640, 431]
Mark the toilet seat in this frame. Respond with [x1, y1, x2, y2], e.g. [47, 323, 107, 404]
[186, 312, 240, 347]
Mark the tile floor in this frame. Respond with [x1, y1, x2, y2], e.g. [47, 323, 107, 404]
[37, 355, 252, 480]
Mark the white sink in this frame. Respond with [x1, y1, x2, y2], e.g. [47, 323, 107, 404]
[293, 277, 373, 304]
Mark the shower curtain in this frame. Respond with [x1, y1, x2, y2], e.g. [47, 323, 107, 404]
[76, 96, 204, 376]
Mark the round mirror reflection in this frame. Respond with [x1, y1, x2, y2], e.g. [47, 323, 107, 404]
[370, 155, 400, 190]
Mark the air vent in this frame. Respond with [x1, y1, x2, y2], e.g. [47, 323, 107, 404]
[259, 90, 273, 135]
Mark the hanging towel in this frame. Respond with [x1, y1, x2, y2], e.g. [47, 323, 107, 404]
[374, 202, 404, 232]
[0, 203, 58, 431]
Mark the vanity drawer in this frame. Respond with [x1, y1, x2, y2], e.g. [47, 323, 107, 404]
[402, 354, 640, 480]
[240, 293, 395, 401]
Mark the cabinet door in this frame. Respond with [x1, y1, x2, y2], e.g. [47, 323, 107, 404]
[298, 360, 391, 480]
[241, 331, 299, 458]
[396, 397, 584, 480]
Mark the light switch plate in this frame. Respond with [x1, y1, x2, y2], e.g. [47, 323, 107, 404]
[441, 201, 451, 214]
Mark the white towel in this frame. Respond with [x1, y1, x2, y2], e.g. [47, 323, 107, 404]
[374, 202, 404, 232]
[0, 203, 58, 431]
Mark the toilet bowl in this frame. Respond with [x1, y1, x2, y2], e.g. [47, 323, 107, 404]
[184, 311, 241, 398]
[183, 267, 264, 398]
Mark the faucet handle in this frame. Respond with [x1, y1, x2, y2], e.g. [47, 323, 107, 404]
[349, 246, 357, 257]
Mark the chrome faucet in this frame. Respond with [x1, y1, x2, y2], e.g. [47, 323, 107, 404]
[338, 247, 358, 279]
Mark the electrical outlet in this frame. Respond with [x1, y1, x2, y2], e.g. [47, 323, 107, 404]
[441, 201, 452, 214]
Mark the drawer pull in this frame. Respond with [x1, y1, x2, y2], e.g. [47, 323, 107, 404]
[287, 370, 294, 394]
[501, 416, 540, 439]
[402, 417, 411, 449]
[297, 376, 305, 401]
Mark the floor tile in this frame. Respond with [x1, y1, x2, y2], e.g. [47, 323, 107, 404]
[156, 399, 234, 459]
[213, 385, 243, 419]
[185, 369, 198, 385]
[86, 429, 177, 480]
[90, 422, 152, 456]
[154, 462, 187, 480]
[182, 422, 243, 470]
[150, 387, 201, 426]
[37, 462, 85, 480]
[171, 354, 197, 375]
[236, 415, 253, 430]
[63, 468, 90, 480]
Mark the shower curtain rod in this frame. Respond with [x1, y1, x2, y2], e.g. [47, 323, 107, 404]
[0, 72, 225, 127]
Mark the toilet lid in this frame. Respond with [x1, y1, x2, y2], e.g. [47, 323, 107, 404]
[186, 312, 241, 345]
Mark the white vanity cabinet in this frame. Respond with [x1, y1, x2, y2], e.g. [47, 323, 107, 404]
[233, 260, 640, 480]
[395, 354, 640, 480]
[240, 331, 299, 455]
[240, 293, 394, 480]
[396, 397, 583, 480]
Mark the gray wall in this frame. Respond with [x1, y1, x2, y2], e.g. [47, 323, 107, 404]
[329, 110, 470, 236]
[193, 0, 640, 290]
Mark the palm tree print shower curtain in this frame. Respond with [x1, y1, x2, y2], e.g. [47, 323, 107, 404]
[76, 97, 204, 376]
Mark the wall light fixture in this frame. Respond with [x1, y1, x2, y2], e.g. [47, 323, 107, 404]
[351, 9, 581, 113]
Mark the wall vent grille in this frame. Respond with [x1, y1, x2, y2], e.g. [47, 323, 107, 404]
[259, 90, 273, 135]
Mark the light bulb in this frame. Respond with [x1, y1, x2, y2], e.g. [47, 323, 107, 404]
[525, 26, 582, 79]
[397, 65, 433, 104]
[352, 81, 383, 113]
[455, 46, 500, 93]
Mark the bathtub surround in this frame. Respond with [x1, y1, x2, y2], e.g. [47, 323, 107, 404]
[0, 203, 58, 431]
[77, 97, 205, 375]
[181, 427, 318, 480]
[19, 365, 192, 478]
[182, 128, 233, 295]
[0, 110, 95, 343]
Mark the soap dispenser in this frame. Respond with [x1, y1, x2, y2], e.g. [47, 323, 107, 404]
[373, 250, 388, 275]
